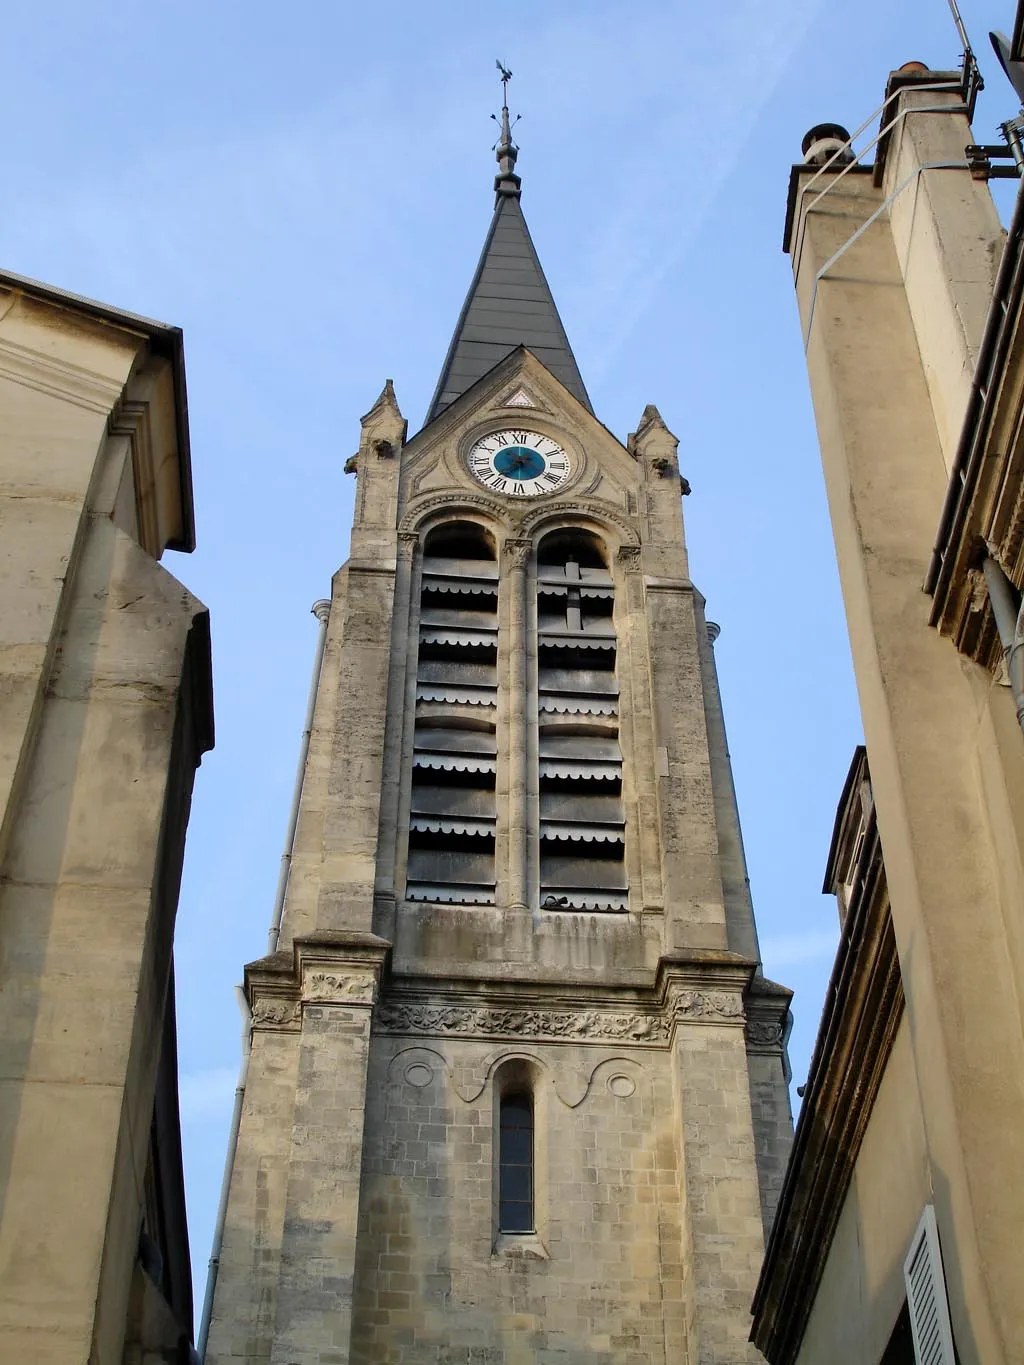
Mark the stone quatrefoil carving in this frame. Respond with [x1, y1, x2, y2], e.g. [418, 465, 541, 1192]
[374, 989, 744, 1043]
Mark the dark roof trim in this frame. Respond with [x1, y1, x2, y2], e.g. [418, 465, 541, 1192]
[926, 176, 1024, 607]
[750, 815, 903, 1363]
[822, 745, 868, 894]
[0, 266, 196, 553]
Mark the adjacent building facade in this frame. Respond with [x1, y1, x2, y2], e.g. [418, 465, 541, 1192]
[753, 32, 1024, 1365]
[0, 272, 212, 1362]
[204, 103, 792, 1365]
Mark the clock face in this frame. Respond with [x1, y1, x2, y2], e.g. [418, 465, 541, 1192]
[467, 429, 571, 497]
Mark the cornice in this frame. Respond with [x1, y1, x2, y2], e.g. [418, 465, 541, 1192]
[245, 944, 762, 1045]
[0, 334, 124, 415]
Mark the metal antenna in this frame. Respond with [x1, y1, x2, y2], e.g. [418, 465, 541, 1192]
[947, 0, 985, 100]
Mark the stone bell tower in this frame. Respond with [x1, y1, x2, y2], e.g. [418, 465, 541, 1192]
[204, 83, 792, 1365]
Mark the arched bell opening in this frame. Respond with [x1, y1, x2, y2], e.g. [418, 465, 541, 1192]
[534, 527, 626, 912]
[408, 519, 498, 905]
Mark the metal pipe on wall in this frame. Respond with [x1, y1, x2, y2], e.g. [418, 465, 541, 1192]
[267, 598, 332, 956]
[196, 986, 252, 1361]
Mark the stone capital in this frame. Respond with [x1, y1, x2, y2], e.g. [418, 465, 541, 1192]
[502, 538, 533, 570]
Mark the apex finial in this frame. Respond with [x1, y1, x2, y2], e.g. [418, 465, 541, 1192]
[492, 59, 521, 202]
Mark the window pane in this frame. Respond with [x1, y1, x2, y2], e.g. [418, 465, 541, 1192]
[501, 1096, 532, 1128]
[499, 1093, 534, 1233]
[500, 1167, 532, 1202]
[500, 1201, 533, 1233]
[501, 1128, 531, 1164]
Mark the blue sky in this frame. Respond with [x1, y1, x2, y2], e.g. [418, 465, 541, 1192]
[4, 0, 1021, 1319]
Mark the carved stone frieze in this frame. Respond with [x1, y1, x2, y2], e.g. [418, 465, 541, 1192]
[374, 988, 745, 1043]
[303, 971, 378, 1005]
[251, 996, 301, 1029]
[374, 1001, 670, 1042]
[745, 1017, 786, 1048]
[668, 988, 744, 1022]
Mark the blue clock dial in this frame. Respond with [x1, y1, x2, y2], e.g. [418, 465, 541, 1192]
[493, 446, 545, 481]
[467, 429, 571, 497]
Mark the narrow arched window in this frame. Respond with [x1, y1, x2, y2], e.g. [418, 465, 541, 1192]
[498, 1093, 534, 1233]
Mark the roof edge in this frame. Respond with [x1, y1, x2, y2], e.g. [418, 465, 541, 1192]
[0, 266, 196, 553]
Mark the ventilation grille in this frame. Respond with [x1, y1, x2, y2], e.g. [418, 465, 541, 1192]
[904, 1206, 956, 1365]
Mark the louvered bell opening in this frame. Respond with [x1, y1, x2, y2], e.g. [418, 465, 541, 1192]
[538, 744, 627, 913]
[535, 528, 625, 911]
[407, 714, 496, 905]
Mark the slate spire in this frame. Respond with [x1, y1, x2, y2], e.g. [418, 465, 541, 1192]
[425, 71, 592, 425]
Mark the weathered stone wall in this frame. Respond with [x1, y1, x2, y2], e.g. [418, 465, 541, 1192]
[351, 1030, 680, 1365]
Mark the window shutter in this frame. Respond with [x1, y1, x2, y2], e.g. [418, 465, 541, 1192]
[903, 1205, 956, 1365]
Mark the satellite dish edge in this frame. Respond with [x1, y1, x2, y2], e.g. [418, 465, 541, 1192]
[990, 30, 1024, 107]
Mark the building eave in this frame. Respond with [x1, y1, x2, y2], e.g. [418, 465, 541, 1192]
[0, 265, 196, 553]
[750, 815, 903, 1364]
[927, 181, 1024, 667]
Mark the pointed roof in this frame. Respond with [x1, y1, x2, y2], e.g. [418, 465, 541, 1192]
[425, 113, 592, 425]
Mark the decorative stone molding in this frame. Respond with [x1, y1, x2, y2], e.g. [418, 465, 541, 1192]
[303, 970, 378, 1005]
[311, 598, 331, 625]
[519, 498, 641, 549]
[746, 1016, 786, 1048]
[399, 490, 509, 534]
[502, 539, 533, 570]
[374, 988, 746, 1043]
[616, 545, 642, 571]
[397, 530, 420, 559]
[706, 621, 721, 645]
[668, 988, 744, 1022]
[374, 1001, 671, 1043]
[251, 996, 301, 1030]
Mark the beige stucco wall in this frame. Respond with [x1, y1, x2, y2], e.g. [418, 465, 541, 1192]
[0, 287, 208, 1363]
[787, 83, 1024, 1364]
[796, 1022, 929, 1364]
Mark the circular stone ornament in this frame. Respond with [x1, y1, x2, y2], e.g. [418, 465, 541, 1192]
[404, 1062, 434, 1088]
[607, 1073, 636, 1098]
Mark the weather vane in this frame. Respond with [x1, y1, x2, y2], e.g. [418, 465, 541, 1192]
[491, 59, 521, 147]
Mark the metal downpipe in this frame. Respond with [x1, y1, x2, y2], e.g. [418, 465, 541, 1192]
[267, 598, 332, 956]
[196, 986, 252, 1361]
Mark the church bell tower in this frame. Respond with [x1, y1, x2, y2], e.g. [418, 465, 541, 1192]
[204, 80, 792, 1365]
